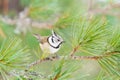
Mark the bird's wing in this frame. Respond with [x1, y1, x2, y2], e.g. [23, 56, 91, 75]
[40, 36, 48, 44]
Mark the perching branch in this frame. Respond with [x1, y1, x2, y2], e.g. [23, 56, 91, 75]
[28, 51, 120, 69]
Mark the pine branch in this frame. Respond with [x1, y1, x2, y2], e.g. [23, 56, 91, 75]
[53, 73, 60, 80]
[70, 45, 80, 56]
[28, 51, 120, 69]
[10, 70, 47, 79]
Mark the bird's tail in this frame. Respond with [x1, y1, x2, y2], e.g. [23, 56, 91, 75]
[33, 34, 41, 41]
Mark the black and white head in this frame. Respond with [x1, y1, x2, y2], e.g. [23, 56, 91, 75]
[48, 30, 64, 48]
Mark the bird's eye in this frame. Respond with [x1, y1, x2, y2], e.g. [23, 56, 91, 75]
[57, 39, 60, 41]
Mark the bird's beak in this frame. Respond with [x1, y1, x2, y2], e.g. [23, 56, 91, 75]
[62, 40, 65, 43]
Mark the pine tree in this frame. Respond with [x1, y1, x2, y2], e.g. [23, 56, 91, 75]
[0, 0, 120, 80]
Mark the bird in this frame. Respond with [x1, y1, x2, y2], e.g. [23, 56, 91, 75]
[33, 30, 64, 59]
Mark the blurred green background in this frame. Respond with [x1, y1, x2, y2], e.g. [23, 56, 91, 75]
[0, 0, 120, 80]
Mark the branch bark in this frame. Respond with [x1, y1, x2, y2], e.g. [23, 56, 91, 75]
[70, 45, 80, 56]
[27, 51, 120, 69]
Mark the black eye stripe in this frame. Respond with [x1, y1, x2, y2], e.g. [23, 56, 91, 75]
[52, 35, 61, 43]
[52, 36, 54, 43]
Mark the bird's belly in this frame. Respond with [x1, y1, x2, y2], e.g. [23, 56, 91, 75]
[49, 46, 59, 54]
[40, 43, 59, 54]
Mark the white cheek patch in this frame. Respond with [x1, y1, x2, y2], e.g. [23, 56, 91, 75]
[53, 38, 58, 43]
[48, 32, 63, 49]
[48, 36, 60, 48]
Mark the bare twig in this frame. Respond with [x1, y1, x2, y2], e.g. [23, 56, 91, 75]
[0, 7, 60, 31]
[87, 3, 120, 18]
[87, 0, 94, 11]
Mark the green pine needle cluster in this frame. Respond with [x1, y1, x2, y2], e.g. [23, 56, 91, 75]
[0, 37, 30, 80]
[56, 15, 120, 79]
